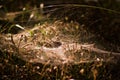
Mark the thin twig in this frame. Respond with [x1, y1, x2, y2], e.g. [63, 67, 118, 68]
[10, 34, 19, 53]
[10, 34, 17, 47]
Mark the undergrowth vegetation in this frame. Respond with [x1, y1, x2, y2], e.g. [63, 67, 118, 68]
[1, 49, 120, 80]
[0, 0, 120, 80]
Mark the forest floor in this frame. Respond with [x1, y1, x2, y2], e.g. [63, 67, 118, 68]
[0, 20, 120, 80]
[0, 1, 120, 79]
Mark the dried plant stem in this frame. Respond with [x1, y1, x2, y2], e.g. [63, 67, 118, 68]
[82, 46, 120, 56]
[10, 34, 19, 53]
